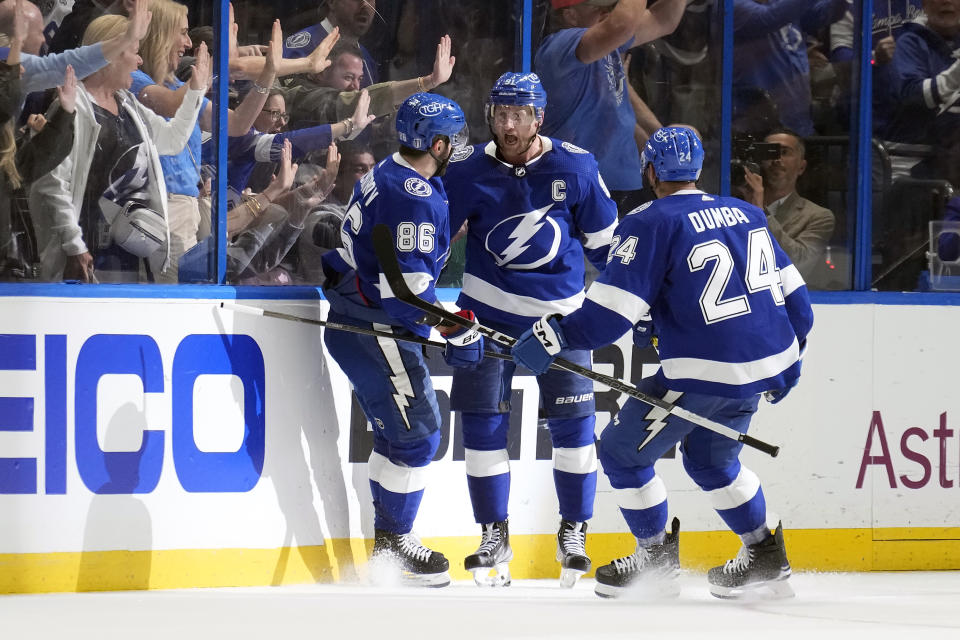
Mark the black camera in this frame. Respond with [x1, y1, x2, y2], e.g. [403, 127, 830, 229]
[730, 136, 783, 187]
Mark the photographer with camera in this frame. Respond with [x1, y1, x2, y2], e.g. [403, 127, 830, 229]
[733, 129, 835, 289]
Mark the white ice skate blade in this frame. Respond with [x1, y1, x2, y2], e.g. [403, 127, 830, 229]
[400, 571, 451, 588]
[709, 576, 795, 600]
[594, 576, 681, 600]
[471, 563, 512, 587]
[367, 554, 450, 588]
[559, 567, 586, 589]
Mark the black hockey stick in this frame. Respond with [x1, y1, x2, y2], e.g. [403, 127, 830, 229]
[218, 302, 514, 363]
[372, 223, 780, 458]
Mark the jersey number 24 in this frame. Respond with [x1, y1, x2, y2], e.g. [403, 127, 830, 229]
[687, 228, 785, 324]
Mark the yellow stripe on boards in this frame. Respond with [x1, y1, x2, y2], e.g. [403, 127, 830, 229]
[2, 528, 958, 594]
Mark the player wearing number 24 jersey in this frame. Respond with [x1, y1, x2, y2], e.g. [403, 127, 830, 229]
[569, 186, 812, 398]
[513, 126, 813, 600]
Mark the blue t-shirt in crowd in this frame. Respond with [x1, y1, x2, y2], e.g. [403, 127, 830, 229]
[535, 28, 642, 192]
[129, 70, 209, 197]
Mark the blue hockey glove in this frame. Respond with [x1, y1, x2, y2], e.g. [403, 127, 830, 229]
[765, 338, 807, 403]
[632, 316, 656, 349]
[442, 310, 485, 369]
[512, 313, 567, 375]
[765, 375, 799, 404]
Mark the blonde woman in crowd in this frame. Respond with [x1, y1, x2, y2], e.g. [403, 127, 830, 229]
[29, 5, 207, 282]
[128, 0, 294, 282]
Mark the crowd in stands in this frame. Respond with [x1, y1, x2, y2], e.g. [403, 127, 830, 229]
[1, 0, 958, 289]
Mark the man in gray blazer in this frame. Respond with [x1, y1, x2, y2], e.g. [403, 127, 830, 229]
[746, 128, 836, 289]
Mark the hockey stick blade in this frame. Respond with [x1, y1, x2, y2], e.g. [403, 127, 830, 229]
[372, 223, 780, 458]
[218, 302, 513, 363]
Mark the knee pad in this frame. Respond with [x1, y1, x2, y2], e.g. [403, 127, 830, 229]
[547, 415, 596, 449]
[683, 456, 740, 492]
[386, 428, 442, 468]
[462, 412, 510, 451]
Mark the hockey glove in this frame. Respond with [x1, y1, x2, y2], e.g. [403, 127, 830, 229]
[442, 310, 485, 369]
[764, 379, 797, 404]
[632, 315, 656, 349]
[512, 313, 567, 375]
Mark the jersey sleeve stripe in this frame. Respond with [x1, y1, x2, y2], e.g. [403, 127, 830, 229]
[584, 281, 651, 323]
[368, 450, 428, 493]
[582, 220, 617, 249]
[703, 466, 761, 511]
[254, 134, 277, 162]
[660, 337, 799, 385]
[553, 444, 598, 474]
[924, 77, 937, 110]
[379, 271, 434, 297]
[461, 272, 586, 317]
[780, 263, 805, 296]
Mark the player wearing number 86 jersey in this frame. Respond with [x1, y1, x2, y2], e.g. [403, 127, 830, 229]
[320, 93, 477, 588]
[512, 126, 813, 600]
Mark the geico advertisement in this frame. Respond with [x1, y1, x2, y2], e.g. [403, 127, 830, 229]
[0, 298, 957, 555]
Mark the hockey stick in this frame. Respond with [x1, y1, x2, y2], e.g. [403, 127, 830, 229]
[218, 302, 514, 363]
[372, 223, 780, 458]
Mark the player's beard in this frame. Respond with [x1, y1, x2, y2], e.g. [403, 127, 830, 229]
[492, 123, 540, 161]
[431, 144, 454, 178]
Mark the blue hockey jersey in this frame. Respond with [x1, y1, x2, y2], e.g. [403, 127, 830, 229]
[322, 153, 450, 337]
[443, 137, 618, 328]
[560, 190, 814, 398]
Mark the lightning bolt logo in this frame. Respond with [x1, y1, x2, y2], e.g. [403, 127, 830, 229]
[495, 203, 553, 266]
[374, 325, 415, 431]
[637, 391, 683, 452]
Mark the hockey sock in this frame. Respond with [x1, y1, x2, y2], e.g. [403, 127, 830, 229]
[550, 416, 598, 522]
[612, 475, 669, 540]
[370, 480, 424, 533]
[463, 412, 511, 523]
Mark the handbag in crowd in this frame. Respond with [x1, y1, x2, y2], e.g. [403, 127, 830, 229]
[99, 197, 168, 258]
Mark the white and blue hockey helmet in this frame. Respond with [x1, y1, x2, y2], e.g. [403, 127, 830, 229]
[641, 126, 704, 182]
[396, 92, 468, 150]
[486, 72, 547, 125]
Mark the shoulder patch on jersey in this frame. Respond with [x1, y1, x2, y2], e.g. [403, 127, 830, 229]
[561, 141, 589, 154]
[627, 201, 653, 216]
[450, 145, 475, 162]
[285, 31, 311, 49]
[404, 177, 433, 197]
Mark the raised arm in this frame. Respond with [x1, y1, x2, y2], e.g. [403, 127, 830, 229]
[385, 35, 455, 109]
[573, 0, 648, 64]
[230, 27, 340, 80]
[631, 0, 686, 49]
[99, 0, 151, 66]
[225, 20, 282, 136]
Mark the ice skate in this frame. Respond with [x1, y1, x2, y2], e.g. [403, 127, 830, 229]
[708, 521, 794, 599]
[464, 520, 513, 587]
[369, 529, 450, 588]
[556, 520, 590, 588]
[594, 517, 680, 599]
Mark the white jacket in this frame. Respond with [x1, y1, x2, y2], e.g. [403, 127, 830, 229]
[29, 82, 204, 280]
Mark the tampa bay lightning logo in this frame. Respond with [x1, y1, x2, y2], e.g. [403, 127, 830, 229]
[451, 145, 474, 162]
[485, 204, 561, 270]
[404, 177, 432, 197]
[285, 31, 311, 49]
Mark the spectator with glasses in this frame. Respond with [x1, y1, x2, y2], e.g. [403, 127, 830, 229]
[211, 86, 373, 196]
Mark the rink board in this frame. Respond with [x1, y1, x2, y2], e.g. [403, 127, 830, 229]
[0, 296, 959, 592]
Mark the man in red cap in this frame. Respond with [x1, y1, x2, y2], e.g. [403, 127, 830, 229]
[536, 0, 686, 216]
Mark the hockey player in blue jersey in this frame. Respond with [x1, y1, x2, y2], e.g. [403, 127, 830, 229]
[513, 126, 814, 599]
[442, 72, 618, 587]
[321, 92, 482, 587]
